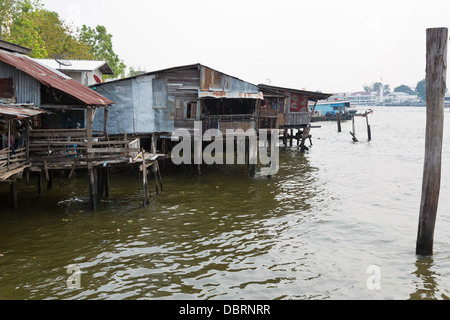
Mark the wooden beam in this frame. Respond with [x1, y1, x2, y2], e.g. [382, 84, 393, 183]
[416, 27, 448, 256]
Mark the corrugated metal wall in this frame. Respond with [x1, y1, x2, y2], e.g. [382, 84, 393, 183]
[92, 74, 175, 135]
[0, 61, 41, 106]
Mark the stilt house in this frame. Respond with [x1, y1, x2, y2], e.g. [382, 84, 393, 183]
[91, 64, 265, 142]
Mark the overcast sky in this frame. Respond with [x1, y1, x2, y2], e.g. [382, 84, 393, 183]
[40, 0, 450, 93]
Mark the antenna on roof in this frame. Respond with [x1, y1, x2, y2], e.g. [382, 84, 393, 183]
[52, 54, 72, 68]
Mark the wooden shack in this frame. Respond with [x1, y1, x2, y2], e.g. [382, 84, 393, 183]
[258, 84, 332, 151]
[0, 41, 160, 209]
[91, 64, 264, 139]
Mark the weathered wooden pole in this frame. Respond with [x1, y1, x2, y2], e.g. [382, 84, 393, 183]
[416, 27, 448, 256]
[337, 107, 342, 133]
[86, 108, 97, 210]
[350, 115, 358, 142]
[142, 149, 150, 208]
[88, 165, 97, 211]
[365, 112, 372, 141]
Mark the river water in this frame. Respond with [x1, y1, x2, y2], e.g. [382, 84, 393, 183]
[1, 106, 450, 300]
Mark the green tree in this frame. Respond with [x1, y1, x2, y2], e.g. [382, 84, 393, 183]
[32, 9, 94, 60]
[2, 0, 47, 58]
[80, 25, 126, 79]
[416, 79, 426, 101]
[1, 0, 93, 59]
[0, 0, 16, 40]
[394, 84, 414, 95]
[364, 82, 389, 94]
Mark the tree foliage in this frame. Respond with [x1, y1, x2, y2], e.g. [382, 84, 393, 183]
[0, 0, 126, 79]
[416, 79, 426, 101]
[79, 25, 126, 79]
[394, 84, 415, 95]
[364, 82, 390, 94]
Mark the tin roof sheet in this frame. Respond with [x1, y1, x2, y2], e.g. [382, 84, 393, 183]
[36, 59, 114, 75]
[0, 49, 113, 106]
[259, 84, 333, 101]
[0, 104, 46, 118]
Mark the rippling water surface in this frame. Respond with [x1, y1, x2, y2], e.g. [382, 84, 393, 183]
[2, 106, 450, 300]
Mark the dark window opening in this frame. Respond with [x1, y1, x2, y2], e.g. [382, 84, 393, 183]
[186, 101, 197, 119]
[202, 99, 255, 117]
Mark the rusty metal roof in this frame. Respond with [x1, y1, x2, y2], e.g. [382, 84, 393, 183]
[0, 104, 46, 118]
[259, 84, 333, 102]
[0, 49, 113, 106]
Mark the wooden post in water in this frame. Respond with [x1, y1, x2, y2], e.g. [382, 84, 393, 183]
[337, 107, 342, 133]
[104, 167, 110, 198]
[416, 27, 448, 256]
[88, 164, 97, 211]
[365, 111, 372, 141]
[86, 108, 97, 210]
[142, 149, 150, 208]
[151, 134, 160, 196]
[350, 115, 358, 142]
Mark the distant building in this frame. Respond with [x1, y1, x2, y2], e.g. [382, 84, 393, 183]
[36, 59, 114, 86]
[385, 92, 422, 106]
[329, 91, 379, 106]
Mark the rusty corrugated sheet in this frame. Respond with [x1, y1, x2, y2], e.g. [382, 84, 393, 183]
[258, 84, 333, 102]
[0, 77, 14, 98]
[200, 65, 263, 100]
[0, 104, 46, 118]
[0, 49, 113, 106]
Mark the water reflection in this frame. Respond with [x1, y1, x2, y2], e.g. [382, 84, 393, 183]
[410, 257, 441, 300]
[0, 146, 325, 300]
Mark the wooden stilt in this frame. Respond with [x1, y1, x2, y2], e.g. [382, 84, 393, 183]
[156, 161, 163, 192]
[290, 129, 294, 147]
[10, 178, 17, 209]
[97, 168, 103, 200]
[337, 107, 342, 133]
[93, 167, 100, 204]
[88, 165, 97, 211]
[59, 170, 66, 189]
[350, 115, 359, 142]
[142, 150, 150, 208]
[300, 125, 311, 153]
[104, 167, 110, 198]
[249, 135, 257, 177]
[69, 159, 77, 179]
[416, 27, 448, 256]
[47, 170, 53, 190]
[366, 111, 372, 141]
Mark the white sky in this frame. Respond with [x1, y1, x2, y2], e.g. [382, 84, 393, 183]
[40, 0, 450, 93]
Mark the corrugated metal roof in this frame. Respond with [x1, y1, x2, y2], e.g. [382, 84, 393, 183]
[0, 104, 46, 118]
[258, 84, 333, 102]
[36, 59, 114, 75]
[0, 49, 114, 106]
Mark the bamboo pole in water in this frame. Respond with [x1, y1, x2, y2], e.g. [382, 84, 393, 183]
[416, 27, 448, 256]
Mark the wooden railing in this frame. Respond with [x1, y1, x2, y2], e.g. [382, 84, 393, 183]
[202, 114, 257, 133]
[258, 116, 279, 129]
[28, 129, 141, 166]
[0, 147, 28, 181]
[284, 112, 311, 127]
